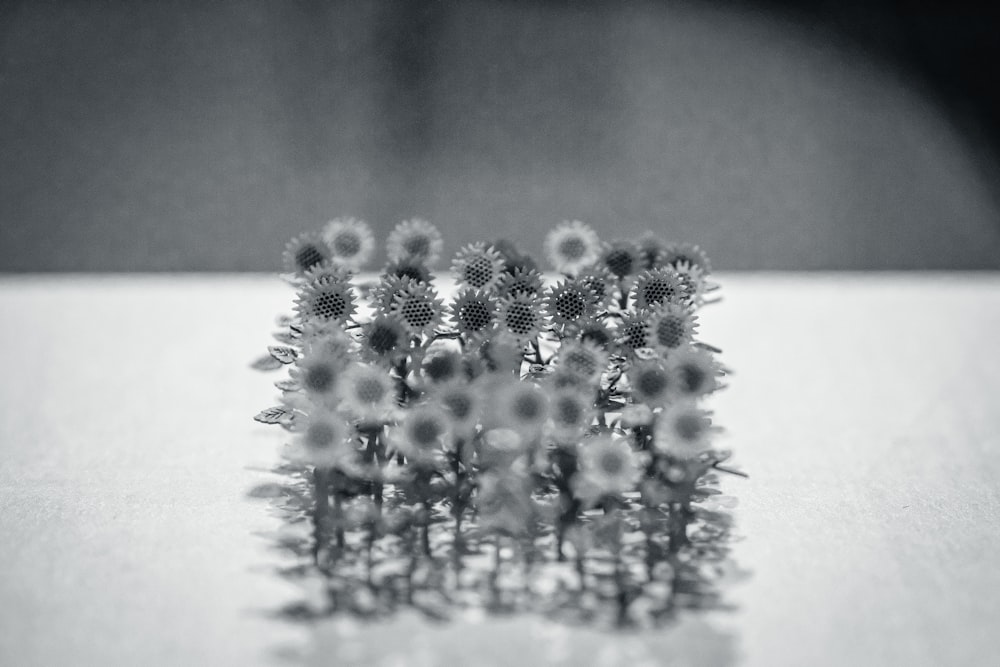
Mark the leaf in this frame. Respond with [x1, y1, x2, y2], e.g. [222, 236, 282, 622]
[275, 314, 294, 327]
[274, 378, 300, 392]
[268, 345, 298, 364]
[247, 482, 290, 499]
[272, 330, 298, 345]
[250, 354, 283, 371]
[254, 406, 292, 424]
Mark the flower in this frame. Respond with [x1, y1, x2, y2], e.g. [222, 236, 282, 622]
[283, 233, 333, 277]
[390, 404, 449, 466]
[386, 218, 443, 266]
[661, 242, 712, 275]
[290, 346, 345, 406]
[491, 379, 549, 439]
[637, 232, 667, 270]
[544, 279, 599, 329]
[490, 238, 538, 274]
[666, 346, 719, 398]
[299, 321, 355, 358]
[294, 409, 353, 468]
[449, 289, 498, 338]
[578, 433, 640, 496]
[653, 402, 713, 458]
[648, 303, 697, 355]
[339, 363, 396, 423]
[600, 241, 641, 279]
[574, 267, 615, 310]
[631, 268, 688, 310]
[477, 470, 535, 535]
[322, 217, 375, 271]
[421, 348, 465, 385]
[429, 381, 482, 438]
[496, 267, 544, 299]
[301, 263, 350, 287]
[544, 220, 601, 275]
[294, 277, 357, 325]
[578, 320, 615, 350]
[452, 243, 505, 292]
[548, 387, 595, 444]
[555, 340, 608, 384]
[360, 314, 407, 361]
[617, 311, 652, 354]
[388, 280, 444, 335]
[496, 293, 545, 342]
[383, 259, 432, 285]
[628, 359, 674, 407]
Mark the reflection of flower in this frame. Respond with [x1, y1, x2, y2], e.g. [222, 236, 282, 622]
[548, 388, 594, 444]
[653, 402, 713, 457]
[283, 233, 332, 277]
[340, 363, 396, 423]
[631, 268, 688, 310]
[648, 303, 697, 355]
[628, 359, 674, 407]
[391, 404, 449, 466]
[600, 241, 640, 279]
[386, 218, 443, 266]
[544, 220, 601, 275]
[322, 217, 375, 271]
[497, 293, 545, 342]
[295, 409, 353, 468]
[578, 433, 640, 496]
[452, 243, 505, 292]
[661, 242, 712, 275]
[545, 279, 598, 328]
[555, 340, 607, 384]
[295, 278, 357, 325]
[450, 289, 497, 338]
[667, 347, 719, 398]
[389, 281, 444, 335]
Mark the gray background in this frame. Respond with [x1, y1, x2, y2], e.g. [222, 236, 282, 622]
[3, 0, 999, 271]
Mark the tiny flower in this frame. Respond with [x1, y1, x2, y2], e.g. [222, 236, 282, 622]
[451, 243, 505, 292]
[294, 409, 353, 468]
[391, 404, 450, 466]
[544, 220, 601, 275]
[321, 217, 375, 271]
[631, 268, 689, 310]
[496, 293, 545, 342]
[648, 303, 698, 355]
[290, 347, 345, 406]
[496, 267, 544, 299]
[578, 433, 640, 496]
[661, 242, 712, 275]
[653, 402, 713, 458]
[667, 346, 719, 398]
[548, 387, 595, 444]
[450, 289, 498, 338]
[386, 218, 444, 266]
[421, 348, 465, 385]
[628, 359, 675, 407]
[545, 279, 599, 328]
[283, 232, 333, 277]
[360, 314, 407, 361]
[340, 363, 396, 423]
[294, 277, 357, 325]
[600, 241, 641, 279]
[429, 381, 482, 438]
[389, 281, 444, 335]
[555, 340, 608, 384]
[491, 379, 549, 438]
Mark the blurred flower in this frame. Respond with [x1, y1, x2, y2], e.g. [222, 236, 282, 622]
[340, 363, 396, 423]
[388, 281, 444, 335]
[620, 403, 654, 428]
[299, 321, 355, 358]
[386, 218, 443, 266]
[391, 404, 449, 466]
[544, 220, 601, 275]
[577, 433, 640, 497]
[600, 241, 641, 280]
[548, 387, 595, 444]
[667, 346, 719, 398]
[490, 238, 538, 274]
[648, 303, 698, 355]
[294, 409, 353, 468]
[496, 267, 544, 299]
[429, 381, 482, 438]
[283, 232, 334, 278]
[383, 259, 432, 285]
[545, 279, 598, 328]
[492, 379, 549, 439]
[670, 261, 709, 306]
[290, 346, 345, 407]
[452, 243, 505, 292]
[301, 263, 350, 287]
[421, 348, 465, 385]
[661, 242, 712, 275]
[653, 402, 713, 458]
[482, 331, 525, 373]
[631, 268, 688, 310]
[450, 289, 498, 338]
[360, 314, 407, 362]
[477, 470, 535, 535]
[555, 340, 608, 384]
[295, 277, 357, 325]
[497, 293, 545, 343]
[628, 359, 674, 407]
[578, 320, 615, 350]
[637, 232, 667, 270]
[322, 217, 375, 271]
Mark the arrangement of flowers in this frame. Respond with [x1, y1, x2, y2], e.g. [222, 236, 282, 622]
[252, 217, 742, 627]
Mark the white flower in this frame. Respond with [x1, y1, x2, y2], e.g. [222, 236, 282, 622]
[544, 220, 601, 275]
[322, 217, 375, 270]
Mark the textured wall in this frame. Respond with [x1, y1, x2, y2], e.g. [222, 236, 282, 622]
[2, 0, 999, 271]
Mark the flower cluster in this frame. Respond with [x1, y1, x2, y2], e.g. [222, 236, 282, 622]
[253, 217, 739, 627]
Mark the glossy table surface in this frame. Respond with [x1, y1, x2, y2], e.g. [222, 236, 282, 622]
[1, 273, 998, 666]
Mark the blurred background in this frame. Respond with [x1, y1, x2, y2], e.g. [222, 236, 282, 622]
[1, 0, 998, 272]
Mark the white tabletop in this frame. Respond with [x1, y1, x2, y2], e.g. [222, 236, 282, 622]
[1, 273, 998, 666]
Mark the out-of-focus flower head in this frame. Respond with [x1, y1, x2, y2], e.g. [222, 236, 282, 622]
[490, 238, 539, 275]
[545, 279, 599, 328]
[628, 359, 675, 408]
[482, 331, 525, 374]
[293, 409, 354, 468]
[339, 362, 397, 424]
[283, 232, 333, 278]
[450, 289, 498, 339]
[429, 380, 482, 439]
[670, 261, 709, 307]
[637, 232, 667, 271]
[600, 240, 641, 280]
[544, 220, 601, 276]
[667, 346, 720, 399]
[576, 432, 641, 498]
[496, 267, 544, 300]
[490, 378, 550, 439]
[290, 345, 346, 407]
[388, 280, 444, 336]
[452, 243, 505, 292]
[301, 263, 351, 288]
[421, 348, 465, 385]
[477, 469, 535, 535]
[294, 277, 357, 325]
[383, 258, 433, 285]
[548, 387, 595, 445]
[631, 268, 689, 311]
[360, 314, 407, 363]
[386, 218, 444, 266]
[653, 402, 714, 458]
[648, 303, 698, 356]
[578, 320, 615, 350]
[391, 404, 449, 467]
[661, 242, 712, 275]
[555, 339, 608, 384]
[496, 293, 545, 343]
[321, 217, 375, 271]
